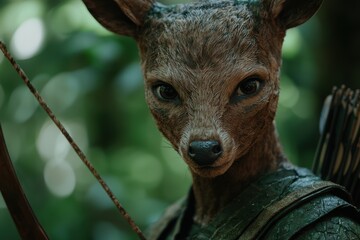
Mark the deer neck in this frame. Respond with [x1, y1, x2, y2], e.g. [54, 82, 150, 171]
[190, 123, 287, 225]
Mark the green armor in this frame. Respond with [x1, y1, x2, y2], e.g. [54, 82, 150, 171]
[147, 167, 360, 239]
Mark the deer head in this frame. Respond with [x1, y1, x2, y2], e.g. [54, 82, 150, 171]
[83, 0, 322, 179]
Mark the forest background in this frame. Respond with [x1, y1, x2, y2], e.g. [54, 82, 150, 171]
[0, 0, 359, 239]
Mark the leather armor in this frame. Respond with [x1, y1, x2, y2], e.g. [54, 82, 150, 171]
[148, 167, 360, 239]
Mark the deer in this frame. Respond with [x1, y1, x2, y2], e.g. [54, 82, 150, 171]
[82, 0, 360, 239]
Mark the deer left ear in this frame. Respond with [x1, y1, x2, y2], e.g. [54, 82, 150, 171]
[82, 0, 154, 37]
[269, 0, 323, 29]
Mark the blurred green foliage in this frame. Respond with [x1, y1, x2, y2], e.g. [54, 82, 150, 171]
[0, 0, 358, 239]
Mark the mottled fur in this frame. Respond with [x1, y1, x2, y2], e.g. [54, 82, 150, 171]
[83, 0, 322, 226]
[139, 2, 284, 180]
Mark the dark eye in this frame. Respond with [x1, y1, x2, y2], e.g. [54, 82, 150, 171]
[153, 82, 179, 102]
[236, 78, 262, 96]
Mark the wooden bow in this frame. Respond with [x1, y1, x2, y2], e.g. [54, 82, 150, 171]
[0, 125, 49, 239]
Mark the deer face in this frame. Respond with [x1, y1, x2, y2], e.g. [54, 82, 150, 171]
[138, 2, 284, 177]
[83, 0, 323, 178]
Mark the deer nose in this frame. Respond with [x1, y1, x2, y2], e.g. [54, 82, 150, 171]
[188, 140, 223, 166]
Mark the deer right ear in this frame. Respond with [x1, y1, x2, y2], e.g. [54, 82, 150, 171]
[82, 0, 154, 37]
[268, 0, 323, 29]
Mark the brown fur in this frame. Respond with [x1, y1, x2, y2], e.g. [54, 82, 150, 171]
[83, 0, 322, 226]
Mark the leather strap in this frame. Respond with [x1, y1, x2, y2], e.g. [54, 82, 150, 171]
[241, 181, 349, 239]
[262, 196, 358, 240]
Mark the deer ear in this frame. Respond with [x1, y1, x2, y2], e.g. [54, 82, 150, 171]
[270, 0, 323, 29]
[82, 0, 154, 37]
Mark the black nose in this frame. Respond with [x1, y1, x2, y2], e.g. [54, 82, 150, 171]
[188, 140, 223, 166]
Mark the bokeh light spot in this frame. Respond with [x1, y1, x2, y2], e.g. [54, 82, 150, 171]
[36, 121, 71, 162]
[42, 73, 80, 112]
[282, 28, 302, 59]
[44, 160, 76, 198]
[10, 18, 45, 60]
[279, 75, 300, 108]
[0, 1, 44, 36]
[292, 89, 316, 119]
[8, 85, 38, 123]
[51, 0, 110, 36]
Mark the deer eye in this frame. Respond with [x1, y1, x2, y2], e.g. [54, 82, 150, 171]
[236, 78, 262, 96]
[153, 82, 179, 102]
[231, 77, 263, 103]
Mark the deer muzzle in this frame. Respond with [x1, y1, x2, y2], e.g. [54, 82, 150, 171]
[188, 140, 223, 166]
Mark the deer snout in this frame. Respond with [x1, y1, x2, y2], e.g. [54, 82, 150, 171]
[188, 140, 223, 166]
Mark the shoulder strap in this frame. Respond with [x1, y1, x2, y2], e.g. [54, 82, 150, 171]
[241, 181, 357, 239]
[261, 194, 359, 240]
